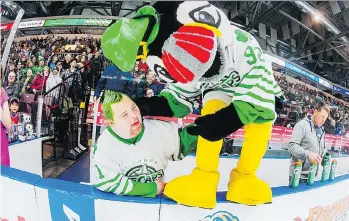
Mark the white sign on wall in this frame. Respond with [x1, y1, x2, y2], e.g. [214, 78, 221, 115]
[94, 199, 160, 221]
[0, 176, 40, 221]
[9, 138, 43, 177]
[18, 20, 45, 29]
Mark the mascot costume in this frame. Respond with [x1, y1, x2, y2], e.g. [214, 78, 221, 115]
[101, 1, 284, 209]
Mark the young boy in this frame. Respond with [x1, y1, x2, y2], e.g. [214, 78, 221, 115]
[9, 97, 19, 124]
[90, 90, 197, 197]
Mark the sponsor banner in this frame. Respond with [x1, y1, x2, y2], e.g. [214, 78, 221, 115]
[18, 20, 45, 29]
[44, 18, 112, 27]
[285, 62, 319, 82]
[333, 85, 349, 96]
[87, 103, 107, 126]
[319, 78, 333, 89]
[0, 22, 13, 31]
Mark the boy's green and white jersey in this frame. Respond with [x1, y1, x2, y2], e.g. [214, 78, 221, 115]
[90, 118, 197, 197]
[160, 25, 283, 124]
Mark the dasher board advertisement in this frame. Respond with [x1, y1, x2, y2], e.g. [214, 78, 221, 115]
[18, 20, 45, 29]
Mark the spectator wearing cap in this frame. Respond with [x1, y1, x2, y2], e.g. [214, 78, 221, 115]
[33, 56, 47, 75]
[9, 97, 19, 124]
[3, 71, 20, 99]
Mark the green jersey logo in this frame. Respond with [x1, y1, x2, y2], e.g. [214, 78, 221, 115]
[125, 164, 164, 183]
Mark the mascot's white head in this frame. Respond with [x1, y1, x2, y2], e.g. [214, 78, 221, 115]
[146, 1, 234, 84]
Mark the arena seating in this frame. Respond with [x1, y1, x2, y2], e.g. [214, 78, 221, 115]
[2, 35, 349, 154]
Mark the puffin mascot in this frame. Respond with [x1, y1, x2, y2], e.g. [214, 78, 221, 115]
[101, 1, 284, 209]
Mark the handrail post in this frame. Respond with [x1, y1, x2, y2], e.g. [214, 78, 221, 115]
[36, 95, 44, 137]
[91, 98, 100, 146]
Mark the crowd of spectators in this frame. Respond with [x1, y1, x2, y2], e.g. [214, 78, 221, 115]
[274, 73, 349, 136]
[3, 34, 349, 138]
[2, 35, 103, 101]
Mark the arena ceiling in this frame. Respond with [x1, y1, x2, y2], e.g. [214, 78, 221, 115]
[4, 1, 349, 86]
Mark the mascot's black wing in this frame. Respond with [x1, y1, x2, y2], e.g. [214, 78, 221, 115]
[187, 96, 284, 141]
[187, 103, 244, 141]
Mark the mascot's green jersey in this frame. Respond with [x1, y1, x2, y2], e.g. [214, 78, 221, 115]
[156, 25, 283, 125]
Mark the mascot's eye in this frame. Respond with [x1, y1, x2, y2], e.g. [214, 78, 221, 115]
[189, 4, 221, 28]
[155, 64, 168, 76]
[154, 64, 177, 83]
[194, 11, 215, 25]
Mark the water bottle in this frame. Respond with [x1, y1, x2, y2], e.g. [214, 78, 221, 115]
[321, 153, 331, 181]
[307, 161, 317, 186]
[329, 159, 337, 181]
[290, 161, 302, 188]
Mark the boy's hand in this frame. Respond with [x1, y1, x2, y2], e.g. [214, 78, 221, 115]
[155, 179, 166, 195]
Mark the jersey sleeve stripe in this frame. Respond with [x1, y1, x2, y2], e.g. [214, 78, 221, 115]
[93, 174, 120, 188]
[171, 84, 200, 95]
[239, 83, 275, 95]
[233, 94, 275, 111]
[234, 87, 275, 102]
[244, 74, 273, 85]
[251, 66, 272, 75]
[113, 176, 130, 194]
[120, 179, 129, 195]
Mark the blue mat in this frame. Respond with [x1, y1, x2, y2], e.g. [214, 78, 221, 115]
[57, 152, 90, 183]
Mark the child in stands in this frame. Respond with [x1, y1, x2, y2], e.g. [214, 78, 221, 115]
[9, 98, 19, 124]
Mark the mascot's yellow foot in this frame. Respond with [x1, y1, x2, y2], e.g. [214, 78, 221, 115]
[164, 167, 219, 209]
[226, 169, 272, 206]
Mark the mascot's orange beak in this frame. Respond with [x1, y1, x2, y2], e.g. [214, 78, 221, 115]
[162, 23, 222, 84]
